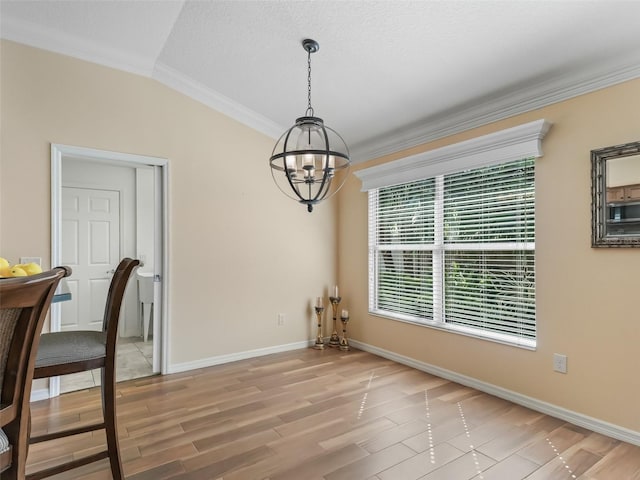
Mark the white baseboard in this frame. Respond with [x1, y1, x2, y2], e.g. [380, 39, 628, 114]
[33, 336, 638, 447]
[31, 340, 314, 402]
[349, 339, 640, 447]
[30, 388, 50, 402]
[166, 340, 312, 374]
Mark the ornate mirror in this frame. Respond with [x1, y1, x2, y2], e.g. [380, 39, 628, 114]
[591, 141, 640, 247]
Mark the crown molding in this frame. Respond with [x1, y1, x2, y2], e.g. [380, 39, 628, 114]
[350, 54, 640, 164]
[0, 14, 155, 77]
[152, 62, 284, 140]
[3, 11, 639, 155]
[0, 13, 285, 139]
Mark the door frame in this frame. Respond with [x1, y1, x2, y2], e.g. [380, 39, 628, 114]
[50, 143, 170, 397]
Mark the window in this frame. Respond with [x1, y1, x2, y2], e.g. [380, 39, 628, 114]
[369, 158, 535, 347]
[357, 120, 551, 349]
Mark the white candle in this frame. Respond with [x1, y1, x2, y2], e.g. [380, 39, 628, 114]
[334, 285, 339, 298]
[303, 152, 314, 169]
[285, 155, 297, 174]
[316, 296, 322, 308]
[341, 309, 349, 318]
[322, 155, 336, 171]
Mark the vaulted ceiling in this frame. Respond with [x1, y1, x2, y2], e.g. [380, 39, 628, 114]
[2, 0, 640, 162]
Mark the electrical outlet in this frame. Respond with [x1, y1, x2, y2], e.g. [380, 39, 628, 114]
[553, 353, 567, 374]
[277, 313, 285, 326]
[20, 257, 41, 266]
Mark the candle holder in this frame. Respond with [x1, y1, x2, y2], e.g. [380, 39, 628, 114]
[314, 306, 325, 350]
[339, 312, 350, 351]
[328, 296, 341, 348]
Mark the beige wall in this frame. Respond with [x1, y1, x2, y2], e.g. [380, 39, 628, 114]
[338, 77, 640, 432]
[3, 39, 640, 433]
[0, 41, 337, 366]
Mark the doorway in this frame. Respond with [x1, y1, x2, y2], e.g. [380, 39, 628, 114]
[50, 144, 169, 398]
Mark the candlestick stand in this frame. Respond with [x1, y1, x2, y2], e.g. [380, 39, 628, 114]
[314, 306, 325, 350]
[339, 312, 350, 351]
[328, 296, 341, 347]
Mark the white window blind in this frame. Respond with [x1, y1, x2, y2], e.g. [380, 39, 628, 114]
[369, 158, 536, 348]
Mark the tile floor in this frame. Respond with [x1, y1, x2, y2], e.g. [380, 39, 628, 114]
[59, 337, 154, 394]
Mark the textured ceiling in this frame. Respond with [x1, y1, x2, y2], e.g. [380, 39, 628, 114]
[2, 0, 640, 162]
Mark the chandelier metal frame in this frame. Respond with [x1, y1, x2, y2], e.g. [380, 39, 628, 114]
[269, 39, 351, 212]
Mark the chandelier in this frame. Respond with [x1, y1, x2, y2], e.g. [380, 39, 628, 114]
[269, 39, 351, 212]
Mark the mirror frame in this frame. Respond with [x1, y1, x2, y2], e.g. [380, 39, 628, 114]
[591, 140, 640, 247]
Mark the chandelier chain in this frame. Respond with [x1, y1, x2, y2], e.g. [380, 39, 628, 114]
[307, 49, 314, 116]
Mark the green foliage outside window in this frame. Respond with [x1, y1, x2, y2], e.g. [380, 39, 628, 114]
[372, 158, 536, 341]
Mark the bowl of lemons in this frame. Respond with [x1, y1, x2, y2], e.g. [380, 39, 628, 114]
[0, 257, 43, 277]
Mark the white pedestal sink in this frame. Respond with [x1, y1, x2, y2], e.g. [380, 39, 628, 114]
[137, 272, 154, 342]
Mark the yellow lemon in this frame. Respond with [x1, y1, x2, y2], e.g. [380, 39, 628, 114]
[22, 262, 43, 275]
[0, 267, 10, 277]
[0, 257, 9, 270]
[10, 267, 28, 277]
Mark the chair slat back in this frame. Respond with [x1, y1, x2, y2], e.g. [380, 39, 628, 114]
[0, 309, 21, 405]
[0, 267, 70, 476]
[0, 267, 70, 413]
[102, 258, 140, 345]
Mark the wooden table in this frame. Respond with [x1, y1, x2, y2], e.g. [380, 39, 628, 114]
[52, 279, 71, 303]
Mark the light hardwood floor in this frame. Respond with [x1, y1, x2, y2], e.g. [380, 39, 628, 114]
[27, 348, 640, 479]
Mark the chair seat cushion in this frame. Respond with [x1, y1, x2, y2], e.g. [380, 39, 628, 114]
[35, 331, 107, 368]
[0, 428, 9, 454]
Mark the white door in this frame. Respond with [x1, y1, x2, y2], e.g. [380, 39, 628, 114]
[61, 187, 120, 331]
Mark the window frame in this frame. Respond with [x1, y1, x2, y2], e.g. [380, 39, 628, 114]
[356, 120, 552, 350]
[369, 160, 536, 348]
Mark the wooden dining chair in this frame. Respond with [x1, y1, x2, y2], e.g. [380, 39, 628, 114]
[29, 257, 139, 480]
[0, 266, 71, 480]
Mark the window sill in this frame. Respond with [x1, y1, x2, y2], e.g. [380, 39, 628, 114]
[369, 310, 537, 351]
